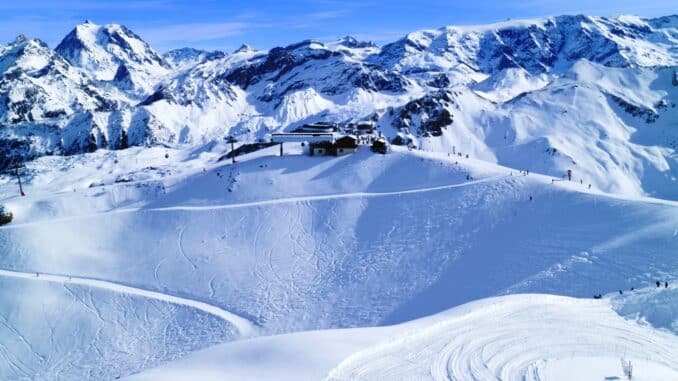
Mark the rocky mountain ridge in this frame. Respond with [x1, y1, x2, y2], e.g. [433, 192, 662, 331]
[0, 15, 675, 198]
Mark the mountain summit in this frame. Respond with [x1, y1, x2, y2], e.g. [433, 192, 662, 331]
[0, 14, 674, 199]
[55, 22, 171, 97]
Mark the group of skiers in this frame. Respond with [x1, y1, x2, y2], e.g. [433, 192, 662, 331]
[595, 280, 669, 298]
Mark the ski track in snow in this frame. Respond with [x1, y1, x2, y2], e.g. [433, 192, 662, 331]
[325, 295, 678, 381]
[0, 175, 508, 230]
[0, 268, 256, 338]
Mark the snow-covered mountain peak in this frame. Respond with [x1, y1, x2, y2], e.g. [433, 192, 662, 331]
[334, 36, 376, 49]
[55, 21, 171, 97]
[325, 36, 379, 58]
[375, 14, 677, 76]
[12, 34, 28, 44]
[0, 13, 674, 200]
[164, 47, 226, 71]
[0, 35, 72, 75]
[650, 14, 678, 28]
[233, 44, 255, 54]
[0, 32, 133, 164]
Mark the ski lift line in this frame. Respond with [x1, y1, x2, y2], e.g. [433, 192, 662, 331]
[0, 268, 257, 338]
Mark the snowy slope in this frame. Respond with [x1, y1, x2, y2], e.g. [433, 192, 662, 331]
[1, 145, 677, 378]
[129, 294, 678, 381]
[0, 13, 677, 380]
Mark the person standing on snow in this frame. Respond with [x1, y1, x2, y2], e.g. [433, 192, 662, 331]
[657, 280, 661, 288]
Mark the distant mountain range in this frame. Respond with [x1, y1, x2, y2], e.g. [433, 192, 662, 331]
[0, 14, 676, 197]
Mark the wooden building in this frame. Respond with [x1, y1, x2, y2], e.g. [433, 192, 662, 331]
[335, 135, 359, 156]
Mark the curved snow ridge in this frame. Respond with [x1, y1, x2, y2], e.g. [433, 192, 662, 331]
[0, 175, 509, 229]
[0, 268, 257, 338]
[325, 294, 678, 381]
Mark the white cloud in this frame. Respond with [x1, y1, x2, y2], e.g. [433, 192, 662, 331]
[137, 22, 250, 44]
[307, 10, 348, 20]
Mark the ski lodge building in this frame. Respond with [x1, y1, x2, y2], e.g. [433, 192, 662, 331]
[270, 133, 359, 156]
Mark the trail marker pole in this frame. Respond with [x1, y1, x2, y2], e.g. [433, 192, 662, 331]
[628, 360, 632, 380]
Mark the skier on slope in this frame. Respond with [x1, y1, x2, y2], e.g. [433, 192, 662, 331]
[657, 280, 661, 288]
[666, 281, 669, 288]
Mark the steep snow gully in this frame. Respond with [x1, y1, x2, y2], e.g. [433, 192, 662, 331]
[0, 268, 256, 338]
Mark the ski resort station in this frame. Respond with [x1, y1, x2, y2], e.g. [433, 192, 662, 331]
[269, 121, 388, 156]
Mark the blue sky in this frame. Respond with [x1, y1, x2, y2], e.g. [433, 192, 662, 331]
[0, 0, 674, 53]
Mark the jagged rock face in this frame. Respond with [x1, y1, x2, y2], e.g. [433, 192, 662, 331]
[392, 91, 454, 137]
[226, 41, 341, 89]
[609, 94, 660, 123]
[226, 40, 411, 102]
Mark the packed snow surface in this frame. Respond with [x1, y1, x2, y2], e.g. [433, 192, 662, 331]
[0, 13, 676, 378]
[129, 294, 678, 381]
[1, 144, 677, 379]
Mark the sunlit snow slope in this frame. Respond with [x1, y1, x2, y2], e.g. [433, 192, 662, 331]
[129, 294, 678, 381]
[0, 144, 677, 379]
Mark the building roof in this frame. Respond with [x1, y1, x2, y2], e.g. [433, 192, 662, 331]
[271, 133, 335, 143]
[335, 135, 358, 148]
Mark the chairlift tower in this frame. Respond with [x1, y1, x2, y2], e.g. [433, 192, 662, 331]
[225, 135, 238, 164]
[11, 164, 25, 197]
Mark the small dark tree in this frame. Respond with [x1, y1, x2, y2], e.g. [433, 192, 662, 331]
[0, 205, 13, 226]
[119, 129, 129, 149]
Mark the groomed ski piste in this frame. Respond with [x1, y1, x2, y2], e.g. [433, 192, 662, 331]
[0, 268, 256, 338]
[1, 143, 677, 379]
[128, 293, 678, 381]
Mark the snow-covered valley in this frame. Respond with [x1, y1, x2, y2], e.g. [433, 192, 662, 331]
[0, 11, 676, 381]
